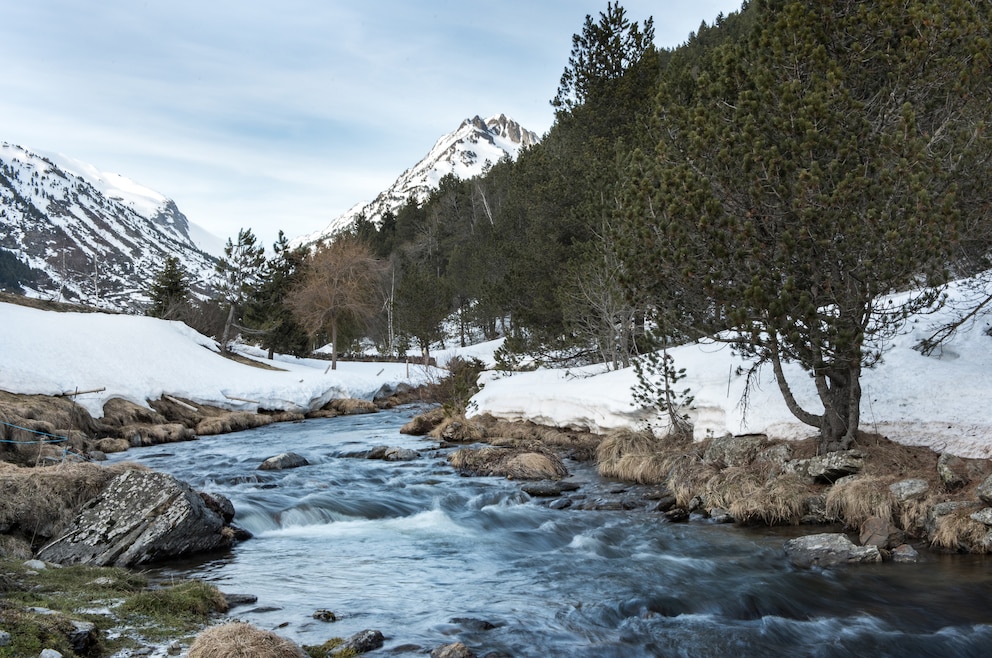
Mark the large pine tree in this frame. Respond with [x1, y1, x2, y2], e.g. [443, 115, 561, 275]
[620, 0, 992, 450]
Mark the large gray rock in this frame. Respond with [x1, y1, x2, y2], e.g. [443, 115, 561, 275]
[703, 434, 768, 467]
[889, 478, 930, 502]
[784, 450, 864, 483]
[37, 470, 229, 567]
[784, 532, 882, 568]
[937, 453, 969, 489]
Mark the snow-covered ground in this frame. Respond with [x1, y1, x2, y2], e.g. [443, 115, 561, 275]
[0, 302, 440, 419]
[1, 275, 991, 458]
[468, 278, 992, 459]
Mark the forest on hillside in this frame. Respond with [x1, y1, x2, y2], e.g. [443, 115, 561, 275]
[153, 0, 992, 452]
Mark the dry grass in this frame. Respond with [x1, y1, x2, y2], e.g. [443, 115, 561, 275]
[195, 412, 274, 436]
[930, 505, 990, 553]
[825, 476, 896, 528]
[188, 622, 308, 658]
[728, 473, 817, 525]
[0, 461, 145, 546]
[400, 407, 446, 435]
[597, 428, 690, 484]
[326, 398, 378, 415]
[430, 415, 485, 442]
[503, 452, 569, 480]
[448, 446, 567, 480]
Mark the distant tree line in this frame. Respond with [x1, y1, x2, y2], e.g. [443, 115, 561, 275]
[146, 0, 992, 452]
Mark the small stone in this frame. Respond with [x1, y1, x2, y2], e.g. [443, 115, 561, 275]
[40, 650, 64, 658]
[223, 593, 258, 608]
[341, 629, 384, 653]
[521, 482, 562, 497]
[432, 642, 477, 658]
[860, 516, 903, 549]
[891, 544, 919, 563]
[313, 609, 337, 622]
[259, 452, 309, 471]
[970, 508, 992, 526]
[23, 559, 47, 570]
[548, 498, 572, 510]
[0, 630, 10, 647]
[977, 474, 992, 505]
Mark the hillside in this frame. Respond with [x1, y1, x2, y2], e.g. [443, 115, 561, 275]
[0, 143, 221, 312]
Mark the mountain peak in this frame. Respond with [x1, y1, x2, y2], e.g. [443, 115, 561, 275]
[293, 114, 539, 246]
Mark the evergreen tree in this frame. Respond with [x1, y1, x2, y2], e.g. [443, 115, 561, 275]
[244, 231, 310, 358]
[394, 259, 451, 365]
[619, 0, 991, 451]
[147, 255, 190, 320]
[216, 228, 266, 352]
[552, 2, 655, 114]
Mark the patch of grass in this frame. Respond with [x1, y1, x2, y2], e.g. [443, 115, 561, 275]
[0, 558, 230, 655]
[303, 637, 357, 658]
[930, 505, 990, 553]
[116, 579, 228, 638]
[0, 601, 80, 658]
[825, 476, 896, 528]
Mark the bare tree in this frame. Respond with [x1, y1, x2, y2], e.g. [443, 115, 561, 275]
[287, 237, 387, 370]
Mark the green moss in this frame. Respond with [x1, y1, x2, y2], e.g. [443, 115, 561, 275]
[303, 637, 359, 658]
[115, 579, 228, 637]
[0, 559, 227, 655]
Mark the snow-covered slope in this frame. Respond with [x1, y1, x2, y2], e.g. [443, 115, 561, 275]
[0, 301, 438, 418]
[294, 114, 538, 245]
[0, 143, 221, 311]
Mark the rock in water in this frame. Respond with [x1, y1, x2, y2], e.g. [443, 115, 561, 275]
[784, 532, 882, 568]
[37, 470, 228, 567]
[259, 452, 309, 470]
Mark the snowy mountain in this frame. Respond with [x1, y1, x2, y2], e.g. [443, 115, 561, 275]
[0, 143, 221, 311]
[294, 114, 539, 246]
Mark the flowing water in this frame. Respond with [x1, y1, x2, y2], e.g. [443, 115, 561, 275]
[108, 406, 992, 657]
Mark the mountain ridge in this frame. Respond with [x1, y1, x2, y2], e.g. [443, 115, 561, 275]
[0, 142, 220, 311]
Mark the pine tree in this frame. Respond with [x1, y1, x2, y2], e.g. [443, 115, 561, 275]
[216, 228, 266, 352]
[244, 231, 310, 359]
[147, 255, 189, 320]
[619, 0, 991, 451]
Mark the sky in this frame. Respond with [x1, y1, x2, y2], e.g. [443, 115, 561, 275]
[2, 273, 990, 458]
[0, 1, 742, 249]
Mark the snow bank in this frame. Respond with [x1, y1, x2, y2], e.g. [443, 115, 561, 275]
[0, 303, 438, 418]
[470, 280, 992, 458]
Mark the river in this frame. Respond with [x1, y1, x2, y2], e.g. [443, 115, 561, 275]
[108, 405, 992, 657]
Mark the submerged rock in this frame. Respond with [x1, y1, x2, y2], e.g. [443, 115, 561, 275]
[259, 452, 309, 470]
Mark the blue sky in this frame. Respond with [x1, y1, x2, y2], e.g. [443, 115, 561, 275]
[0, 1, 742, 248]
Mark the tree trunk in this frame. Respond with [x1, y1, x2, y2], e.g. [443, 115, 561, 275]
[330, 318, 338, 371]
[220, 305, 236, 353]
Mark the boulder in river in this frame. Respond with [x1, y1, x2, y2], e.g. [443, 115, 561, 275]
[259, 452, 309, 470]
[37, 469, 231, 567]
[431, 642, 477, 658]
[784, 532, 882, 568]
